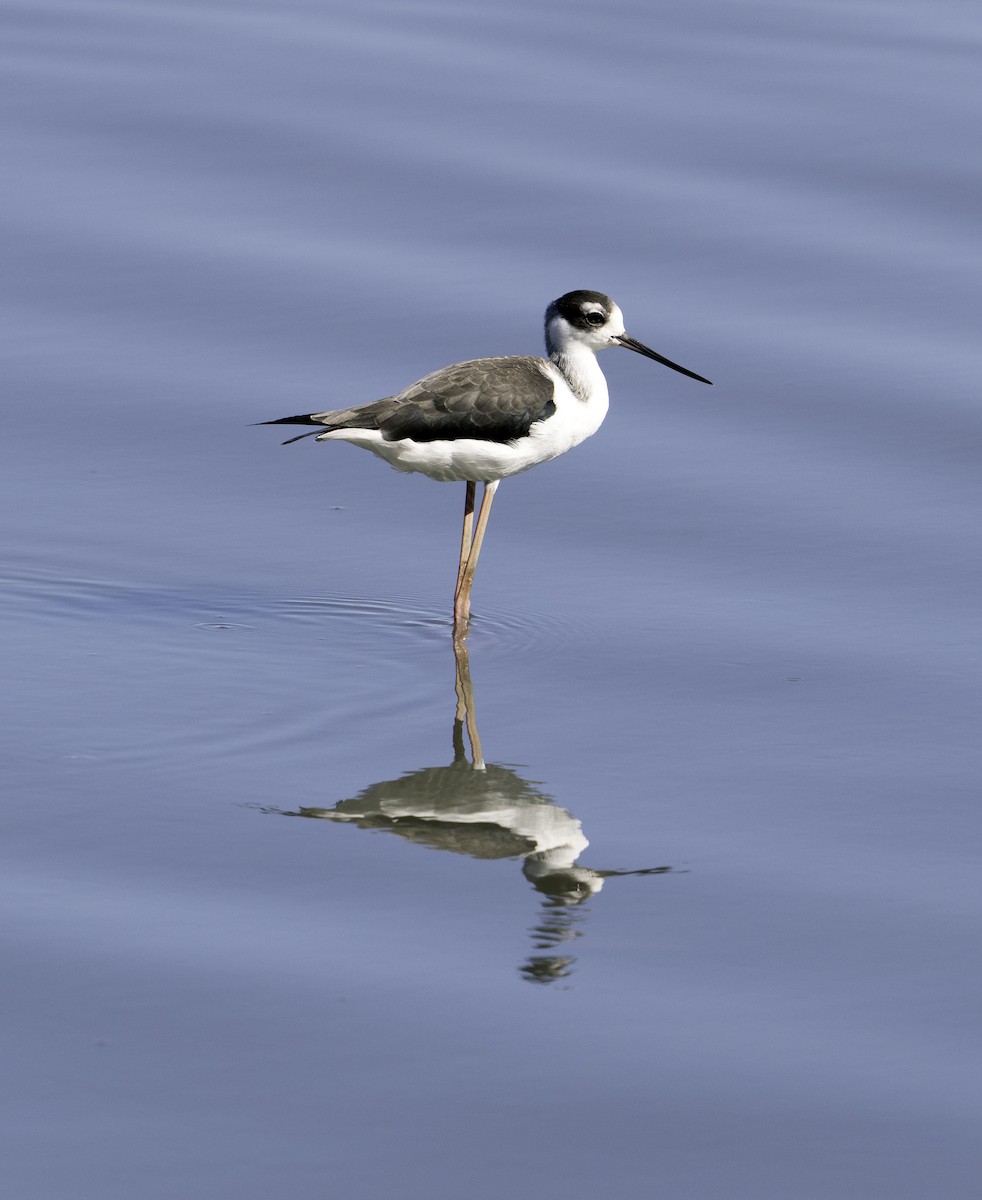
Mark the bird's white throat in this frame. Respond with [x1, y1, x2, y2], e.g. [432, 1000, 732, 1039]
[549, 342, 608, 404]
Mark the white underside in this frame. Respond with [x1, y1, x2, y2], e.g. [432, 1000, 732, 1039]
[315, 360, 610, 483]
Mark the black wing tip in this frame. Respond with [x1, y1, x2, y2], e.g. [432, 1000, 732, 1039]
[253, 413, 323, 426]
[251, 414, 329, 444]
[281, 429, 324, 445]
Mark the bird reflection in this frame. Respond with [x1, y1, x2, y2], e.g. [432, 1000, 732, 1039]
[271, 641, 672, 984]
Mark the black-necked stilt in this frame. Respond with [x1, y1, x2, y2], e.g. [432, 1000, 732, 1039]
[261, 290, 712, 635]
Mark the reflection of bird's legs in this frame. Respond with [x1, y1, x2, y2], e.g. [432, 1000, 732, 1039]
[453, 480, 498, 635]
[452, 633, 485, 770]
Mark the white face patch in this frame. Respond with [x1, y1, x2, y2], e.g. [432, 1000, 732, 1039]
[606, 303, 626, 337]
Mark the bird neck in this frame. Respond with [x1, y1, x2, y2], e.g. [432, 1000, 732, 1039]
[548, 342, 606, 403]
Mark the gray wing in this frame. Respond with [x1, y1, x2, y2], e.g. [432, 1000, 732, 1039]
[261, 356, 558, 445]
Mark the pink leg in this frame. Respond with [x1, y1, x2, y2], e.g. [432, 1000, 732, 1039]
[453, 480, 498, 636]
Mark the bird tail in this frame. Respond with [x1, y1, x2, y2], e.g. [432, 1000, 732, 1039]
[255, 399, 389, 444]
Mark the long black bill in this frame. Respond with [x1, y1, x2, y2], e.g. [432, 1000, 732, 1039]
[615, 335, 713, 385]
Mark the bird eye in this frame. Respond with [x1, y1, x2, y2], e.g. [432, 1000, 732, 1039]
[585, 311, 605, 327]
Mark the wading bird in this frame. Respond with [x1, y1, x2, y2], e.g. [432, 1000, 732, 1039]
[261, 290, 711, 636]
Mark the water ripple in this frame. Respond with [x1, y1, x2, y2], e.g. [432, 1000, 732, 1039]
[263, 589, 586, 656]
[2, 564, 588, 769]
[1, 561, 588, 660]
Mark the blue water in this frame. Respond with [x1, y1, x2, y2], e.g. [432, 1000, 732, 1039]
[3, 1, 981, 1196]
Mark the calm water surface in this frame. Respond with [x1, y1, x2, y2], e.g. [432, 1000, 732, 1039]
[3, 1, 981, 1196]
